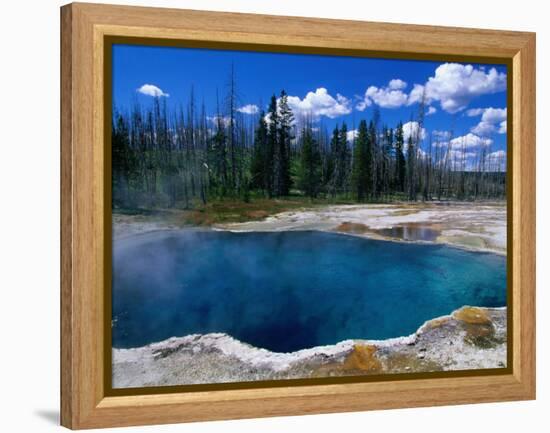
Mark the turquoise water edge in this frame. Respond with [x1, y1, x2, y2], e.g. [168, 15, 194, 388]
[112, 230, 506, 353]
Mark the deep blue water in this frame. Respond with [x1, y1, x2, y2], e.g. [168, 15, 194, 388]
[112, 230, 506, 352]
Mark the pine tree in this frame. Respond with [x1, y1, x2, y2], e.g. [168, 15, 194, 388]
[298, 125, 322, 198]
[225, 64, 239, 193]
[250, 112, 269, 192]
[266, 95, 279, 197]
[337, 122, 350, 194]
[368, 120, 379, 198]
[209, 93, 228, 198]
[112, 110, 135, 208]
[351, 120, 370, 201]
[327, 125, 339, 196]
[277, 90, 294, 196]
[406, 134, 417, 201]
[381, 126, 393, 198]
[394, 122, 406, 193]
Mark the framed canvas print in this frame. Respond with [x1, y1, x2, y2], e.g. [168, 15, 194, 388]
[60, 2, 536, 429]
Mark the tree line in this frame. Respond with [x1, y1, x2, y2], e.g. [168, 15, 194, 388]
[112, 80, 506, 210]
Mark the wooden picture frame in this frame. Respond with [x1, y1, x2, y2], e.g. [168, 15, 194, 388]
[60, 2, 536, 429]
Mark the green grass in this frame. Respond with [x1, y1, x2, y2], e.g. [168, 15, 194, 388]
[178, 191, 416, 226]
[114, 193, 363, 227]
[178, 196, 325, 226]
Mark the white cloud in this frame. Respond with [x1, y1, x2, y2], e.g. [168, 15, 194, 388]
[207, 115, 231, 127]
[356, 81, 409, 110]
[422, 64, 506, 113]
[466, 108, 486, 117]
[356, 100, 370, 111]
[136, 84, 169, 97]
[426, 106, 437, 116]
[407, 84, 426, 106]
[346, 129, 358, 142]
[467, 107, 507, 136]
[388, 79, 407, 90]
[432, 130, 451, 140]
[480, 107, 507, 123]
[471, 121, 497, 136]
[485, 150, 507, 171]
[448, 149, 488, 171]
[402, 121, 426, 144]
[416, 148, 428, 159]
[237, 104, 259, 115]
[450, 133, 493, 149]
[486, 150, 506, 160]
[286, 88, 352, 119]
[445, 148, 506, 171]
[449, 149, 476, 160]
[355, 64, 506, 114]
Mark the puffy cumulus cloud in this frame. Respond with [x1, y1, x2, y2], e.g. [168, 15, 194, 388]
[286, 88, 351, 119]
[450, 133, 493, 149]
[356, 80, 410, 110]
[237, 104, 259, 115]
[355, 64, 505, 114]
[486, 150, 506, 160]
[346, 129, 359, 142]
[407, 84, 427, 106]
[486, 150, 506, 163]
[422, 64, 506, 113]
[471, 121, 497, 136]
[416, 148, 428, 160]
[432, 130, 451, 140]
[356, 79, 446, 111]
[466, 108, 486, 117]
[355, 99, 370, 111]
[426, 106, 437, 116]
[402, 121, 426, 144]
[480, 107, 507, 123]
[137, 84, 169, 97]
[388, 79, 407, 90]
[467, 107, 507, 136]
[445, 148, 506, 171]
[207, 115, 231, 128]
[446, 149, 484, 170]
[486, 150, 507, 170]
[448, 149, 477, 161]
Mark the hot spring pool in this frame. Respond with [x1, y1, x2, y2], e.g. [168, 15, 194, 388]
[112, 230, 506, 353]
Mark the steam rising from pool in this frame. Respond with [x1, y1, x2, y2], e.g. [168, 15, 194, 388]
[112, 230, 506, 352]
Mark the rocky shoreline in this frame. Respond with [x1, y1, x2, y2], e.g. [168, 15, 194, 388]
[112, 306, 507, 388]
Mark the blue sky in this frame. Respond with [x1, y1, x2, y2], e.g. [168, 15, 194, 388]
[112, 44, 507, 164]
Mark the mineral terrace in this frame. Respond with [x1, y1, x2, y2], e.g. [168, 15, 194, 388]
[113, 306, 507, 388]
[217, 202, 506, 255]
